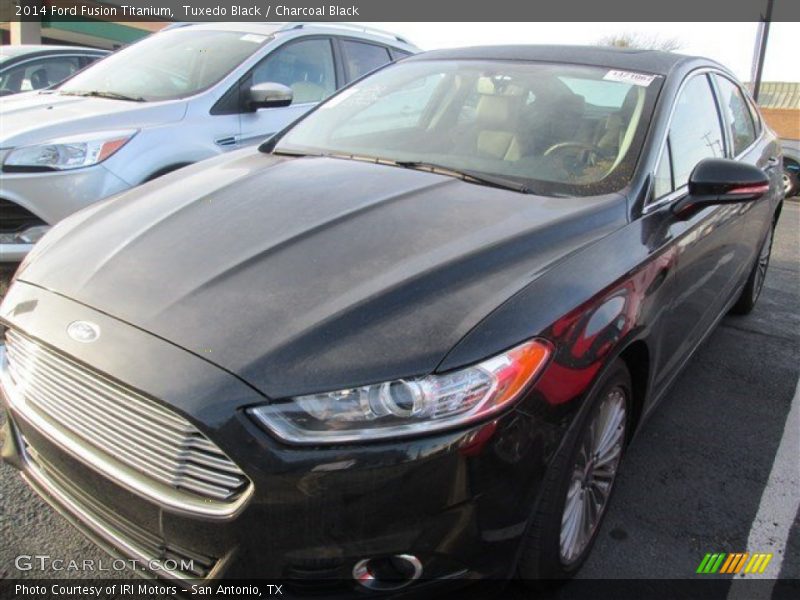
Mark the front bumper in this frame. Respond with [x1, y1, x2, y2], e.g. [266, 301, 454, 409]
[0, 164, 130, 262]
[0, 281, 557, 590]
[0, 241, 34, 262]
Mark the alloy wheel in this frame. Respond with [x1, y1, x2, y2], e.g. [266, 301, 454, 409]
[783, 172, 792, 197]
[559, 387, 627, 565]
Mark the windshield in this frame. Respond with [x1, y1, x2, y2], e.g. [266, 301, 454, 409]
[59, 29, 272, 101]
[276, 60, 662, 196]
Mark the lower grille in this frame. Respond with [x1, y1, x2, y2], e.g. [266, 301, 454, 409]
[2, 329, 251, 514]
[0, 199, 45, 233]
[23, 440, 217, 579]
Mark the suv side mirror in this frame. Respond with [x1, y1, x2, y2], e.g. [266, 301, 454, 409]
[672, 158, 769, 217]
[246, 82, 293, 111]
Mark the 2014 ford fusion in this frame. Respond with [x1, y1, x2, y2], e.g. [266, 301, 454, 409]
[0, 45, 783, 591]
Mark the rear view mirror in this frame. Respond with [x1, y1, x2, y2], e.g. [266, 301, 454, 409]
[672, 158, 769, 217]
[246, 82, 293, 111]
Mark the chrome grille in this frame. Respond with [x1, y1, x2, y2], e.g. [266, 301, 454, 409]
[4, 329, 250, 505]
[24, 442, 217, 579]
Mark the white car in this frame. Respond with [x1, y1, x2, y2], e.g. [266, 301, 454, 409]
[0, 22, 417, 261]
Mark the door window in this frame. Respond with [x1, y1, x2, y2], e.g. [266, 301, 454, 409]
[0, 56, 81, 93]
[341, 40, 392, 81]
[713, 75, 757, 156]
[653, 141, 673, 198]
[390, 48, 413, 61]
[744, 93, 762, 135]
[253, 38, 335, 104]
[668, 75, 726, 189]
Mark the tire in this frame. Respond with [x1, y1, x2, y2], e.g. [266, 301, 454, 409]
[783, 164, 799, 198]
[517, 359, 631, 584]
[730, 224, 774, 315]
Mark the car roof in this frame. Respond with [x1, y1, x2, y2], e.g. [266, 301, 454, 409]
[163, 22, 418, 51]
[162, 22, 283, 35]
[406, 45, 717, 77]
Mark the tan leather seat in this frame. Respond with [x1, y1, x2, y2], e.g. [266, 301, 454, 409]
[594, 87, 639, 156]
[474, 94, 523, 161]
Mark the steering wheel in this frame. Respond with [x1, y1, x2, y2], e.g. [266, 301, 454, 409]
[543, 141, 603, 157]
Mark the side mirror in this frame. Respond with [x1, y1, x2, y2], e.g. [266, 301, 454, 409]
[672, 158, 769, 217]
[246, 82, 293, 111]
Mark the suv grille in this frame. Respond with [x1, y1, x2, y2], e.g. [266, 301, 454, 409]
[4, 329, 250, 506]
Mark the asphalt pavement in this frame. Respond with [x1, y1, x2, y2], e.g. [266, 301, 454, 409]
[0, 202, 798, 597]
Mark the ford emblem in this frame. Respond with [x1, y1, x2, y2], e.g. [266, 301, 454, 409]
[67, 321, 101, 343]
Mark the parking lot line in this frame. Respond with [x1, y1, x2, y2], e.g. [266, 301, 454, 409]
[728, 376, 800, 599]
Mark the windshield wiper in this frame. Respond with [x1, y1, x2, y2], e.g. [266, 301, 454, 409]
[317, 153, 532, 194]
[393, 161, 532, 194]
[61, 90, 146, 102]
[274, 151, 534, 194]
[270, 149, 323, 158]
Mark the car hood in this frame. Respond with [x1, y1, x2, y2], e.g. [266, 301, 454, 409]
[0, 92, 185, 148]
[18, 151, 627, 398]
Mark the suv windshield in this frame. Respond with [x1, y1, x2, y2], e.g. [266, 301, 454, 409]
[275, 60, 662, 196]
[59, 29, 273, 102]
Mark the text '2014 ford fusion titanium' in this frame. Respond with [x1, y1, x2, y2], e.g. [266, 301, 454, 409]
[0, 45, 783, 592]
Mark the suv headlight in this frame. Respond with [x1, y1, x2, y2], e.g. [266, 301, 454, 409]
[250, 339, 551, 444]
[4, 130, 136, 170]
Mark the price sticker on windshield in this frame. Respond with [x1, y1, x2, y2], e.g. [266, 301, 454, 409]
[603, 70, 657, 87]
[240, 34, 267, 44]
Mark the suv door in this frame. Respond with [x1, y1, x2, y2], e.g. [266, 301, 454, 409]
[338, 38, 393, 82]
[237, 37, 337, 146]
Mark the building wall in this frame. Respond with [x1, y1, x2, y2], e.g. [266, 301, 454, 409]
[762, 108, 800, 141]
[0, 19, 165, 50]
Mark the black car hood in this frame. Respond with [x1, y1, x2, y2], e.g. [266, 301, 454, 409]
[20, 151, 627, 398]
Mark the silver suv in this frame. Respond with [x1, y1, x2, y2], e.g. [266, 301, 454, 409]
[0, 22, 417, 261]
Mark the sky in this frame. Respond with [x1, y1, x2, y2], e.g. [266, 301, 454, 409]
[365, 22, 799, 82]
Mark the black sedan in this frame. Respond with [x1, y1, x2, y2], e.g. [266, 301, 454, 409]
[0, 45, 108, 96]
[0, 45, 784, 592]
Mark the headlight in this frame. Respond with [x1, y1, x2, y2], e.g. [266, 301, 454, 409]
[250, 339, 551, 444]
[4, 130, 136, 170]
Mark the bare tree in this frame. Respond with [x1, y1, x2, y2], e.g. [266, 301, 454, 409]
[598, 32, 682, 52]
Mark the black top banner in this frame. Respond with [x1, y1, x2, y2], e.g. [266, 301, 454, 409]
[3, 0, 800, 22]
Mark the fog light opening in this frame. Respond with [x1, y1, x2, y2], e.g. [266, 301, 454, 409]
[0, 225, 51, 245]
[352, 554, 423, 590]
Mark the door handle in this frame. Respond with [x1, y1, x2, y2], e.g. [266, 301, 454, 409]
[214, 135, 239, 148]
[764, 156, 780, 171]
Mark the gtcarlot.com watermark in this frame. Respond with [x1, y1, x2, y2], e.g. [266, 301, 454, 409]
[10, 556, 285, 597]
[15, 554, 191, 573]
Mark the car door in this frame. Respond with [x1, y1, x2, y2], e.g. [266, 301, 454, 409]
[645, 72, 747, 389]
[237, 37, 338, 147]
[711, 74, 780, 268]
